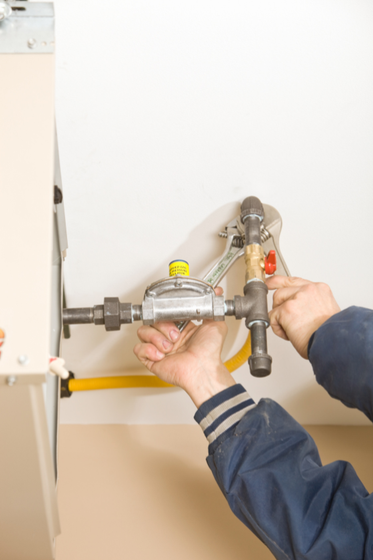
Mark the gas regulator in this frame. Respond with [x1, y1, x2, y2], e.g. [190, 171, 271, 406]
[63, 196, 290, 377]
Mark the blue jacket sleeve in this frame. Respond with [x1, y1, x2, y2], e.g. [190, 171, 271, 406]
[308, 306, 373, 421]
[195, 385, 373, 560]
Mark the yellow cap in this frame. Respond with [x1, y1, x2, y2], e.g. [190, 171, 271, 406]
[169, 260, 189, 277]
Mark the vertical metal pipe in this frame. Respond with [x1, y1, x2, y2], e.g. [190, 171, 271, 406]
[241, 196, 272, 377]
[244, 215, 261, 245]
[250, 321, 268, 354]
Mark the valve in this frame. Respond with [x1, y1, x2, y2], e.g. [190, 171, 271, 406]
[265, 250, 277, 275]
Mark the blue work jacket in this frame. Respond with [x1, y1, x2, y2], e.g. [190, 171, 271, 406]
[194, 307, 373, 559]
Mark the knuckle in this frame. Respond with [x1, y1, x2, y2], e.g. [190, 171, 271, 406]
[317, 282, 331, 293]
[269, 310, 279, 326]
[272, 289, 282, 306]
[269, 316, 277, 328]
[302, 283, 317, 296]
[283, 300, 295, 314]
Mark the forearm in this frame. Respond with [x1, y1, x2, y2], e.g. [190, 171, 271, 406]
[195, 386, 373, 560]
[309, 306, 373, 421]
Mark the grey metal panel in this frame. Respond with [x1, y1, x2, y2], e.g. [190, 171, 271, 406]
[54, 132, 68, 255]
[0, 2, 54, 54]
[45, 131, 68, 480]
[46, 209, 62, 480]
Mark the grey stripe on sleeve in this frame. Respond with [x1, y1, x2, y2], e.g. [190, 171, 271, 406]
[199, 392, 252, 432]
[206, 403, 256, 444]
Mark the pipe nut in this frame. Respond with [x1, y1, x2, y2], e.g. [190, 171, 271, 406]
[249, 354, 272, 377]
[241, 196, 264, 223]
[104, 298, 121, 331]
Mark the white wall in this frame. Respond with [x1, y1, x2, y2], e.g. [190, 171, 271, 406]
[55, 0, 373, 425]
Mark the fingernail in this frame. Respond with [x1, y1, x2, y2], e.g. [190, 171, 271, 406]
[170, 329, 179, 341]
[162, 339, 172, 350]
[156, 351, 165, 359]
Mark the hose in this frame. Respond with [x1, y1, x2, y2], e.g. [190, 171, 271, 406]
[224, 332, 251, 373]
[66, 333, 252, 393]
[69, 374, 173, 392]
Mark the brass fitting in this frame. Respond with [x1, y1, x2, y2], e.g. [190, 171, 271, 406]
[244, 244, 265, 283]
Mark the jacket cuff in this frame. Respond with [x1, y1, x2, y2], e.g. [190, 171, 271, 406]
[194, 384, 256, 448]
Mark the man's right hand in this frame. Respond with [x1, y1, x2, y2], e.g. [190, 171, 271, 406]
[266, 276, 341, 359]
[133, 288, 236, 408]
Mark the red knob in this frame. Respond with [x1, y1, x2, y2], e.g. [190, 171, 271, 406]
[265, 250, 277, 275]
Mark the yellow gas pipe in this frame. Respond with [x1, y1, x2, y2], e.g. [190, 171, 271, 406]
[223, 332, 252, 373]
[67, 333, 251, 393]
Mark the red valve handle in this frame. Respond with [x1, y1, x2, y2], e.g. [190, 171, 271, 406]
[265, 250, 277, 275]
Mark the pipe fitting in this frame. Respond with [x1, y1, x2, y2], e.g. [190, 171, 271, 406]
[233, 281, 269, 326]
[233, 295, 252, 320]
[224, 300, 235, 316]
[244, 245, 266, 283]
[243, 281, 269, 325]
[240, 196, 264, 224]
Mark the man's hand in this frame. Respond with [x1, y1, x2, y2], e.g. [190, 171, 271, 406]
[133, 289, 236, 407]
[266, 276, 341, 359]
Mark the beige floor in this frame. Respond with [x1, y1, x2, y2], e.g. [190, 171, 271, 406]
[56, 424, 373, 560]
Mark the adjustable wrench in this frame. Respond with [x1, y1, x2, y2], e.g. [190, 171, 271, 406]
[204, 203, 290, 288]
[176, 204, 290, 333]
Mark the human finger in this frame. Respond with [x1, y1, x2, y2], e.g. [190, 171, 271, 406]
[137, 325, 177, 353]
[138, 322, 181, 344]
[272, 286, 303, 309]
[266, 276, 312, 291]
[133, 342, 165, 364]
[268, 308, 289, 341]
[214, 286, 223, 296]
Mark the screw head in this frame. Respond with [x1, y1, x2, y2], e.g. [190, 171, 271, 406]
[18, 354, 29, 365]
[6, 376, 17, 387]
[27, 38, 37, 49]
[0, 2, 12, 21]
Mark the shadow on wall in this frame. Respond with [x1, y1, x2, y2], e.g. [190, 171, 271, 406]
[62, 201, 248, 377]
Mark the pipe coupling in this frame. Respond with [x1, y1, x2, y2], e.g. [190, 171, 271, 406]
[244, 244, 266, 283]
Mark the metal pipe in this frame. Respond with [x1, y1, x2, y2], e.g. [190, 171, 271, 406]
[249, 322, 272, 378]
[250, 321, 268, 354]
[244, 215, 261, 245]
[240, 196, 272, 377]
[63, 308, 94, 325]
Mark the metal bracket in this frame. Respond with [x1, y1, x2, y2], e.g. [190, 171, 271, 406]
[0, 2, 12, 22]
[0, 2, 54, 54]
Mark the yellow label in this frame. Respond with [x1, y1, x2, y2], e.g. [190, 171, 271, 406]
[169, 260, 189, 277]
